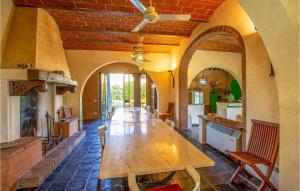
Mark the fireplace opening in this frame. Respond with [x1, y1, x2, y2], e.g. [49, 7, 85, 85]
[20, 89, 39, 137]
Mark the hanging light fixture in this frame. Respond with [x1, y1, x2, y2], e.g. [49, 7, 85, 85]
[199, 70, 206, 86]
[131, 32, 150, 70]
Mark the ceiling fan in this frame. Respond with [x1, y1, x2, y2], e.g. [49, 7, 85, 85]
[130, 0, 191, 32]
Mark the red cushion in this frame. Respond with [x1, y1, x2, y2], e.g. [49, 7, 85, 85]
[146, 184, 183, 191]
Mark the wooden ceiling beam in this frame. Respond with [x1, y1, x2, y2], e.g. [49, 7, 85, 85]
[60, 29, 189, 39]
[63, 41, 174, 53]
[63, 40, 180, 47]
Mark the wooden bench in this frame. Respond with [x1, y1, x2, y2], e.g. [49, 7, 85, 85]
[17, 131, 86, 189]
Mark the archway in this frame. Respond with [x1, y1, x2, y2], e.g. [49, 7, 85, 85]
[188, 67, 242, 126]
[179, 25, 246, 129]
[80, 62, 159, 120]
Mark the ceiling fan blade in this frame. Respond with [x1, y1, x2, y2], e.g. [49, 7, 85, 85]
[158, 14, 191, 21]
[129, 0, 147, 13]
[132, 19, 149, 32]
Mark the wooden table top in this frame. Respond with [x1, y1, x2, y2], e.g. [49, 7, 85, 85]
[99, 108, 214, 179]
[199, 115, 245, 131]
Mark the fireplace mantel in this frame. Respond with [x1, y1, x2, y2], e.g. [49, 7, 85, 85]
[9, 80, 48, 96]
[8, 69, 78, 96]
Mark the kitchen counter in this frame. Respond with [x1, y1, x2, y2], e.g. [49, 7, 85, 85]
[199, 115, 245, 131]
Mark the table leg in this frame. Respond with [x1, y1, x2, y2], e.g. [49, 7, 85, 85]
[97, 179, 101, 190]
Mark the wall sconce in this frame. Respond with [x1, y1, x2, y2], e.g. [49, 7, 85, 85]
[168, 70, 175, 88]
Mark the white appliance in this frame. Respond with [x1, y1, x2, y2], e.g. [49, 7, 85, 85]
[206, 122, 242, 154]
[188, 104, 204, 125]
[216, 102, 242, 120]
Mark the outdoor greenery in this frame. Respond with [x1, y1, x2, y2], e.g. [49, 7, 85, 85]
[111, 81, 146, 107]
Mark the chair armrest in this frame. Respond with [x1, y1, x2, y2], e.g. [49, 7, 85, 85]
[186, 165, 201, 191]
[128, 173, 140, 191]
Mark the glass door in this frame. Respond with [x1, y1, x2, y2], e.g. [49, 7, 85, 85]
[100, 73, 109, 120]
[141, 74, 147, 108]
[123, 74, 134, 107]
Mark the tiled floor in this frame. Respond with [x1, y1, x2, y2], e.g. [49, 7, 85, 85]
[31, 120, 263, 191]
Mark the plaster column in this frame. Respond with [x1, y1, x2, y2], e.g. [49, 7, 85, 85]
[133, 73, 141, 107]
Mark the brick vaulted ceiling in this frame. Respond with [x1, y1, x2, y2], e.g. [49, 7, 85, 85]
[12, 0, 234, 53]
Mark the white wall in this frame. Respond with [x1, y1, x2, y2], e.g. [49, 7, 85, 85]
[38, 84, 63, 137]
[0, 69, 27, 142]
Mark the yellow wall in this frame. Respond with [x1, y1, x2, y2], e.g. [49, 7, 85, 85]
[36, 9, 70, 76]
[187, 50, 241, 87]
[169, 0, 297, 189]
[2, 7, 37, 68]
[65, 50, 171, 118]
[1, 0, 15, 63]
[239, 0, 299, 189]
[2, 7, 70, 76]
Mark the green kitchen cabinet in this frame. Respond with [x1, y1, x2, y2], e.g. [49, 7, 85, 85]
[210, 92, 218, 113]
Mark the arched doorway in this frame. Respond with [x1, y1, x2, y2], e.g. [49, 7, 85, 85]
[188, 68, 242, 123]
[81, 62, 159, 120]
[179, 26, 246, 129]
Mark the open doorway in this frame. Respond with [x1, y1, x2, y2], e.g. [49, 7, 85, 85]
[99, 73, 148, 120]
[188, 68, 242, 126]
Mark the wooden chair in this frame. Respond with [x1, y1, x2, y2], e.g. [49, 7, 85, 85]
[227, 119, 279, 191]
[153, 109, 159, 118]
[98, 125, 107, 149]
[128, 165, 200, 191]
[159, 103, 174, 121]
[108, 111, 113, 120]
[165, 119, 175, 129]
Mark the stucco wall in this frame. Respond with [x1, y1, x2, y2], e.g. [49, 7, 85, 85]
[2, 7, 70, 76]
[1, 0, 15, 63]
[239, 0, 299, 189]
[171, 0, 281, 186]
[36, 9, 70, 76]
[65, 50, 171, 118]
[2, 7, 37, 69]
[187, 50, 241, 87]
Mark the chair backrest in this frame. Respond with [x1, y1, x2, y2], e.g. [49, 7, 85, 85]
[247, 119, 279, 164]
[167, 103, 174, 115]
[128, 165, 200, 191]
[165, 119, 175, 129]
[98, 125, 107, 148]
[153, 109, 159, 118]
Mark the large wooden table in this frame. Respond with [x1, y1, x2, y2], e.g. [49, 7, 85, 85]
[99, 107, 214, 179]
